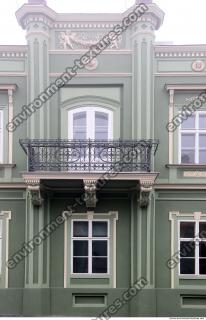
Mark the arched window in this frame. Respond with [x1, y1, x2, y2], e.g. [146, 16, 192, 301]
[68, 106, 113, 140]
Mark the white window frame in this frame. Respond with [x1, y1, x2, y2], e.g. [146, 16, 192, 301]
[0, 109, 3, 163]
[178, 219, 206, 276]
[68, 106, 113, 140]
[71, 219, 110, 275]
[179, 111, 206, 164]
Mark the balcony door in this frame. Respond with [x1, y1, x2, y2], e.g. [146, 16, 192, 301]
[68, 106, 113, 140]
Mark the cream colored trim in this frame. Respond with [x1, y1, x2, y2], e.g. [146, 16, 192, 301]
[183, 171, 206, 178]
[62, 211, 118, 289]
[165, 84, 206, 91]
[8, 89, 13, 164]
[0, 85, 17, 91]
[155, 184, 206, 189]
[156, 73, 206, 77]
[63, 215, 68, 288]
[49, 73, 132, 78]
[22, 171, 159, 182]
[0, 73, 26, 77]
[0, 211, 11, 289]
[168, 89, 174, 164]
[49, 50, 132, 55]
[0, 184, 26, 188]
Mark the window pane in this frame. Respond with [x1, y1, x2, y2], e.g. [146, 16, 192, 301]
[73, 257, 88, 273]
[181, 115, 195, 129]
[92, 241, 107, 256]
[95, 112, 108, 140]
[180, 258, 195, 274]
[95, 112, 108, 127]
[92, 258, 107, 273]
[92, 222, 108, 237]
[181, 150, 195, 164]
[181, 134, 195, 148]
[199, 222, 206, 238]
[180, 222, 195, 238]
[73, 221, 88, 237]
[73, 112, 86, 126]
[199, 134, 206, 148]
[199, 150, 206, 164]
[199, 259, 206, 275]
[180, 241, 195, 257]
[95, 131, 108, 140]
[199, 242, 206, 257]
[73, 130, 86, 140]
[73, 241, 88, 256]
[199, 114, 206, 129]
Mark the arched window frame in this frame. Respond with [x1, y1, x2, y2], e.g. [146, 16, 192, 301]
[68, 105, 113, 140]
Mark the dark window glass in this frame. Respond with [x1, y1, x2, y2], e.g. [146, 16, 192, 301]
[73, 257, 88, 273]
[73, 241, 88, 256]
[199, 259, 206, 275]
[199, 242, 206, 257]
[180, 241, 195, 257]
[92, 222, 108, 237]
[92, 258, 107, 273]
[73, 221, 88, 237]
[199, 222, 206, 239]
[181, 151, 195, 164]
[92, 241, 107, 256]
[180, 258, 195, 274]
[180, 222, 195, 238]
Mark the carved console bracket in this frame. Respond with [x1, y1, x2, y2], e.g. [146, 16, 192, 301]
[26, 179, 43, 207]
[83, 179, 98, 208]
[138, 179, 155, 208]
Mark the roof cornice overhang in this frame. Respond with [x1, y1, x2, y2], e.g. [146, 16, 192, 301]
[16, 4, 57, 29]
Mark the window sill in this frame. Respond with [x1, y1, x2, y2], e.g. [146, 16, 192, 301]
[71, 274, 110, 278]
[179, 275, 206, 279]
[166, 164, 206, 169]
[0, 164, 16, 170]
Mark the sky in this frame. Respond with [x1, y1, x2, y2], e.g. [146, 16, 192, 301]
[0, 0, 205, 45]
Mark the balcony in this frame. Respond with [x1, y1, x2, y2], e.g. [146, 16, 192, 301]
[20, 139, 159, 173]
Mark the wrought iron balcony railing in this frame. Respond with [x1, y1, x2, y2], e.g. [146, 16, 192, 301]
[19, 139, 159, 173]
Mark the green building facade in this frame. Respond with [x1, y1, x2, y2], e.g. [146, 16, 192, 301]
[0, 0, 206, 316]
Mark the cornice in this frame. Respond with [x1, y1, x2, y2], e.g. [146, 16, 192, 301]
[155, 45, 206, 58]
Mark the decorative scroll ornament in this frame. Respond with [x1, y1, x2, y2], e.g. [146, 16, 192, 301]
[59, 30, 122, 50]
[83, 180, 98, 208]
[139, 182, 153, 208]
[26, 179, 43, 207]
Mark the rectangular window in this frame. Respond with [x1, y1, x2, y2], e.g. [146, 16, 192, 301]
[0, 110, 3, 163]
[71, 220, 109, 274]
[180, 111, 206, 164]
[179, 220, 206, 275]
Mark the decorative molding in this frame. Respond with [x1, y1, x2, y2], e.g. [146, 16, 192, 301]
[54, 23, 116, 29]
[155, 51, 206, 58]
[191, 60, 205, 72]
[165, 84, 206, 91]
[0, 52, 27, 58]
[25, 179, 43, 207]
[83, 179, 97, 208]
[49, 72, 132, 77]
[58, 30, 122, 50]
[139, 180, 153, 208]
[184, 171, 206, 178]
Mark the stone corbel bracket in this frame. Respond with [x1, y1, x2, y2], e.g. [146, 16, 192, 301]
[139, 177, 156, 208]
[83, 179, 98, 208]
[25, 179, 43, 207]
